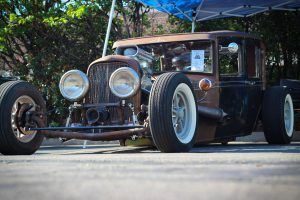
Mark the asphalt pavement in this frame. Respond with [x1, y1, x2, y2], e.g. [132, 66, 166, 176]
[1, 142, 300, 200]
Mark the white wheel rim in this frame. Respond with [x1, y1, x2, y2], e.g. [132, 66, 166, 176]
[172, 83, 197, 144]
[11, 95, 37, 143]
[284, 94, 294, 137]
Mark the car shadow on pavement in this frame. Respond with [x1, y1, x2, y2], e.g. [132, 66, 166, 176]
[191, 143, 300, 153]
[37, 145, 158, 155]
[36, 142, 300, 155]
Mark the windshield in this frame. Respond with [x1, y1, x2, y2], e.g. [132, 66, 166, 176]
[116, 40, 213, 74]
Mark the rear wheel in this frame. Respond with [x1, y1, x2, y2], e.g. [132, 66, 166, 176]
[149, 73, 197, 152]
[0, 81, 46, 155]
[262, 86, 294, 144]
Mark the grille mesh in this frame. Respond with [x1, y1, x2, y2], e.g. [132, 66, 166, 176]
[86, 61, 137, 124]
[86, 62, 129, 104]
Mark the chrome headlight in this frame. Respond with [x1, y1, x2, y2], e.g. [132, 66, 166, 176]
[109, 67, 140, 98]
[59, 70, 89, 101]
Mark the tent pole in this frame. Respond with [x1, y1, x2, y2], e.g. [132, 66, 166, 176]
[192, 19, 195, 33]
[192, 10, 196, 33]
[102, 0, 117, 57]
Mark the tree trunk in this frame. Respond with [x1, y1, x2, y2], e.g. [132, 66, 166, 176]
[119, 0, 131, 38]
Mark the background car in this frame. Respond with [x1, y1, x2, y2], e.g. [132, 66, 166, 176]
[0, 70, 19, 85]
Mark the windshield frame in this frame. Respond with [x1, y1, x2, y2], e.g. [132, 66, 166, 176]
[115, 39, 216, 76]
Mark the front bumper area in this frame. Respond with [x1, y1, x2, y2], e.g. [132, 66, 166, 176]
[25, 109, 148, 141]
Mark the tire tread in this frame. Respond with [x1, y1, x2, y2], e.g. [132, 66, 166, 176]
[0, 81, 45, 155]
[149, 73, 197, 152]
[262, 86, 293, 144]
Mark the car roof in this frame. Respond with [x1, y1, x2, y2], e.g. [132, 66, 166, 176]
[113, 30, 260, 48]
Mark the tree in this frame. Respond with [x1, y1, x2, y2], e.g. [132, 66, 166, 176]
[0, 0, 122, 124]
[116, 0, 150, 38]
[250, 11, 300, 83]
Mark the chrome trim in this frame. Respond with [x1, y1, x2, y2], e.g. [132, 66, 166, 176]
[109, 67, 140, 98]
[59, 70, 90, 101]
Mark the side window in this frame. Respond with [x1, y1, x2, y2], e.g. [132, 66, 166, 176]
[218, 38, 243, 76]
[246, 39, 261, 78]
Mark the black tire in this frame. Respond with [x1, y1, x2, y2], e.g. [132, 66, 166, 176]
[0, 81, 46, 155]
[149, 72, 198, 152]
[262, 86, 294, 144]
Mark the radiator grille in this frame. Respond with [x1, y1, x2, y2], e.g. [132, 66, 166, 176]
[86, 62, 129, 104]
[86, 61, 139, 124]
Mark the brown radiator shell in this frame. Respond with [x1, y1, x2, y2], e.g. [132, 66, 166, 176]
[85, 55, 141, 123]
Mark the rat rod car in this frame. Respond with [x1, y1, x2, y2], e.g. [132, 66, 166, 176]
[0, 31, 299, 155]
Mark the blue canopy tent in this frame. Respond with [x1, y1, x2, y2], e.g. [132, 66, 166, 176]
[135, 0, 299, 22]
[102, 0, 300, 56]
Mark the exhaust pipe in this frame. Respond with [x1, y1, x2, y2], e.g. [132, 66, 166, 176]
[197, 106, 228, 121]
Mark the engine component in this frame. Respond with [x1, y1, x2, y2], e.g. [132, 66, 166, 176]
[137, 111, 147, 124]
[86, 107, 110, 124]
[116, 45, 154, 74]
[117, 45, 153, 64]
[141, 75, 152, 91]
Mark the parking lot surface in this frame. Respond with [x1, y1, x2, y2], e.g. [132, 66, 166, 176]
[1, 142, 300, 200]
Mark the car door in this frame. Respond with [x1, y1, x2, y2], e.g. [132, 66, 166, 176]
[215, 37, 248, 138]
[244, 39, 263, 133]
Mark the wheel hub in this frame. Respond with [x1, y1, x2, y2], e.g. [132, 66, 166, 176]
[172, 92, 187, 134]
[170, 83, 197, 144]
[284, 94, 294, 137]
[11, 95, 37, 142]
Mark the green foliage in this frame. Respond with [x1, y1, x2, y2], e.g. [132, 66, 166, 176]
[66, 5, 88, 19]
[0, 0, 121, 124]
[116, 0, 150, 38]
[155, 24, 165, 35]
[249, 12, 300, 84]
[43, 16, 68, 27]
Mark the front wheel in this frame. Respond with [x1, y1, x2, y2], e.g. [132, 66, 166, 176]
[149, 73, 197, 152]
[262, 86, 294, 144]
[0, 81, 46, 155]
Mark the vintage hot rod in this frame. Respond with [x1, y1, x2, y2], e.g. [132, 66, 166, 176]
[0, 31, 299, 155]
